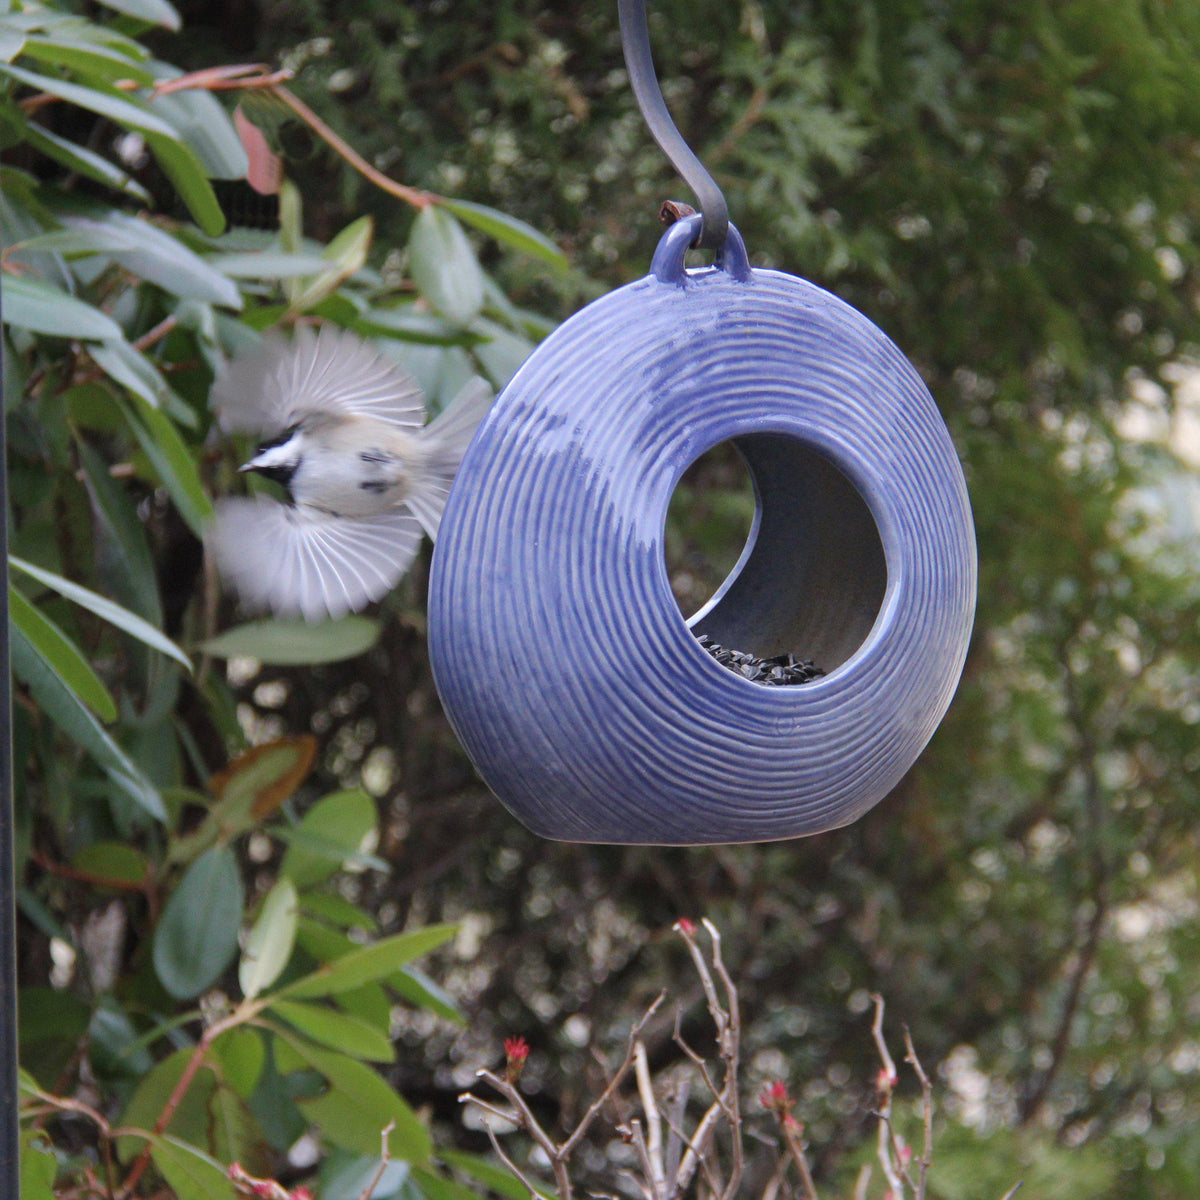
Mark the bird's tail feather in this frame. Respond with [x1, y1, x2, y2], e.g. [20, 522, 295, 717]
[408, 377, 493, 538]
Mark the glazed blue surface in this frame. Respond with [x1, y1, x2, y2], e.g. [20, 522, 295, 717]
[428, 219, 976, 844]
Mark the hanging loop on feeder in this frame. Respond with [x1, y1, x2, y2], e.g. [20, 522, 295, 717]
[619, 0, 730, 252]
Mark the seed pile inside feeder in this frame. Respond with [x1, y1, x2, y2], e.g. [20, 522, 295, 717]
[695, 634, 824, 686]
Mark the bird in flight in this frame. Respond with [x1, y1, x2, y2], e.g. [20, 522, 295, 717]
[209, 325, 492, 622]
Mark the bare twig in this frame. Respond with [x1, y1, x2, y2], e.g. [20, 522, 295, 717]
[998, 1185, 1024, 1200]
[904, 1026, 933, 1200]
[621, 1119, 662, 1200]
[853, 1163, 872, 1200]
[780, 1118, 820, 1200]
[466, 1069, 572, 1200]
[869, 996, 904, 1199]
[559, 993, 664, 1156]
[480, 1118, 550, 1200]
[356, 1121, 397, 1200]
[870, 994, 899, 1089]
[271, 86, 436, 211]
[634, 1042, 666, 1199]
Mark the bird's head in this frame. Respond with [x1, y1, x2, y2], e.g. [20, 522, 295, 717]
[241, 425, 301, 489]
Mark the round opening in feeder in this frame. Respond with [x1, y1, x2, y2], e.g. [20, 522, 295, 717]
[672, 432, 888, 678]
[665, 440, 757, 617]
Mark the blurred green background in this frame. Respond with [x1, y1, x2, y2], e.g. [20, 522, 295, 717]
[7, 1, 1200, 1197]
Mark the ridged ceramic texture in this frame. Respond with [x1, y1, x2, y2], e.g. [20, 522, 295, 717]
[428, 221, 976, 844]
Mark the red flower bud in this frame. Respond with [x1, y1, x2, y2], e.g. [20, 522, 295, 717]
[504, 1035, 530, 1081]
[759, 1079, 793, 1114]
[290, 1189, 314, 1200]
[676, 918, 697, 936]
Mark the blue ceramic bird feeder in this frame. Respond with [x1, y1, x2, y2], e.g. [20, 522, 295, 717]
[427, 1, 976, 844]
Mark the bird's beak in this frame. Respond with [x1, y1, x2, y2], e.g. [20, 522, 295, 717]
[239, 449, 273, 475]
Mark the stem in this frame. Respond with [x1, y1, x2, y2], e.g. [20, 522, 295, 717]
[270, 86, 437, 211]
[904, 1026, 933, 1200]
[780, 1119, 820, 1200]
[118, 1002, 262, 1198]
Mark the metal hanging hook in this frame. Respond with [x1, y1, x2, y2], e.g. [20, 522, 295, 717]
[618, 0, 730, 252]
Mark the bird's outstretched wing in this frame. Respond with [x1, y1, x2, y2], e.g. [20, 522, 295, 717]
[210, 496, 423, 622]
[212, 325, 426, 436]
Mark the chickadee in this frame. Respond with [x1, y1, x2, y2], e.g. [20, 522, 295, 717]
[209, 325, 492, 622]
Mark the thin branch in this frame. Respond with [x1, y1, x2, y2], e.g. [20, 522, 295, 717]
[870, 994, 899, 1088]
[760, 1150, 791, 1200]
[671, 1097, 724, 1198]
[780, 1118, 820, 1200]
[559, 992, 664, 1156]
[480, 1119, 550, 1200]
[270, 86, 436, 210]
[467, 1070, 572, 1200]
[869, 996, 903, 1200]
[356, 1121, 396, 1200]
[622, 1119, 662, 1200]
[704, 922, 743, 1200]
[634, 1042, 665, 1200]
[904, 1025, 933, 1200]
[998, 1185, 1024, 1200]
[118, 1003, 262, 1199]
[852, 1164, 872, 1200]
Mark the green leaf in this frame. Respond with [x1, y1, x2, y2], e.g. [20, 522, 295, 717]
[148, 66, 247, 180]
[442, 1149, 550, 1200]
[149, 1136, 238, 1200]
[239, 876, 298, 998]
[280, 924, 457, 1000]
[92, 0, 182, 29]
[200, 616, 380, 665]
[1, 113, 149, 199]
[9, 585, 116, 721]
[205, 251, 333, 279]
[300, 891, 378, 931]
[288, 215, 373, 313]
[20, 1131, 57, 1200]
[10, 555, 191, 670]
[278, 1034, 430, 1162]
[268, 998, 395, 1062]
[210, 1026, 265, 1098]
[391, 967, 465, 1025]
[10, 611, 164, 820]
[280, 788, 377, 888]
[0, 273, 121, 340]
[0, 62, 177, 135]
[0, 29, 26, 64]
[408, 206, 484, 325]
[323, 1154, 411, 1200]
[440, 198, 567, 270]
[71, 841, 149, 887]
[119, 395, 214, 537]
[76, 438, 162, 623]
[144, 130, 226, 236]
[153, 846, 244, 999]
[87, 336, 197, 426]
[63, 213, 240, 308]
[117, 1049, 217, 1160]
[351, 306, 477, 346]
[412, 1165, 482, 1200]
[19, 37, 155, 87]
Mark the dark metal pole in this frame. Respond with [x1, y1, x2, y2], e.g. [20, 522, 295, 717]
[618, 0, 729, 251]
[0, 290, 20, 1195]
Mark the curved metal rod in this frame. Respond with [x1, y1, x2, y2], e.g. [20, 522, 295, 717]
[618, 0, 729, 251]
